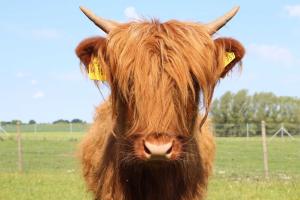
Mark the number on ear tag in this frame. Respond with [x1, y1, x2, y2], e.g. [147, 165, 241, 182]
[224, 52, 236, 67]
[88, 57, 106, 81]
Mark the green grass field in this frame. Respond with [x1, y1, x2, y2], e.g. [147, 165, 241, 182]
[0, 132, 299, 200]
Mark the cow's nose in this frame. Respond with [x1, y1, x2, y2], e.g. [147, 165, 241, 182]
[143, 140, 173, 159]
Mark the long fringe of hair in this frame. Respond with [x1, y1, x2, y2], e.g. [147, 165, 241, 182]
[98, 20, 224, 135]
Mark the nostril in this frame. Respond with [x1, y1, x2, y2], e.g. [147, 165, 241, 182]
[143, 141, 151, 155]
[166, 145, 173, 155]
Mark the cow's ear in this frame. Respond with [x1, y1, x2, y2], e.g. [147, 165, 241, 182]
[214, 37, 245, 78]
[75, 37, 107, 77]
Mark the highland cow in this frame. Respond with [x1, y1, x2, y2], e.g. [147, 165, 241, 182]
[76, 6, 245, 200]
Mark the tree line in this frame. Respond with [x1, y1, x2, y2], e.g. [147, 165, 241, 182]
[2, 90, 299, 136]
[1, 118, 87, 125]
[211, 90, 300, 136]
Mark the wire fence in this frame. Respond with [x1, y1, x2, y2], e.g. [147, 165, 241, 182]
[0, 123, 90, 133]
[0, 122, 299, 180]
[0, 133, 79, 173]
[213, 122, 300, 137]
[1, 122, 299, 136]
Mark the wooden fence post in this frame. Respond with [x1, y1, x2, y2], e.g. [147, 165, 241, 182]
[69, 122, 73, 134]
[16, 121, 23, 173]
[261, 121, 269, 178]
[246, 123, 249, 139]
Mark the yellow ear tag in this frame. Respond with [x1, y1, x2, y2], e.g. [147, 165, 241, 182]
[88, 57, 106, 81]
[224, 52, 236, 67]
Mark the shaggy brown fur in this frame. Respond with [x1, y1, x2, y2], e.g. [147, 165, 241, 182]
[76, 20, 245, 200]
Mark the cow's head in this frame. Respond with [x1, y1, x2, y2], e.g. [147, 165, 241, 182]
[76, 7, 245, 163]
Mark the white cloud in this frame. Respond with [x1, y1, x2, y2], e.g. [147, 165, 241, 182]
[33, 91, 44, 99]
[16, 72, 31, 78]
[285, 5, 300, 17]
[30, 28, 61, 39]
[248, 44, 296, 66]
[16, 72, 26, 78]
[124, 6, 141, 20]
[31, 79, 38, 85]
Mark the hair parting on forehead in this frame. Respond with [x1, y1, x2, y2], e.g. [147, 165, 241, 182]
[100, 20, 222, 134]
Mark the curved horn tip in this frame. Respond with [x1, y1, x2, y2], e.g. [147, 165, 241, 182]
[79, 6, 86, 12]
[231, 6, 240, 15]
[79, 6, 93, 17]
[78, 6, 113, 33]
[207, 6, 241, 35]
[79, 6, 85, 11]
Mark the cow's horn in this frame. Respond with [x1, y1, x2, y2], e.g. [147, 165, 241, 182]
[79, 6, 119, 33]
[206, 6, 240, 35]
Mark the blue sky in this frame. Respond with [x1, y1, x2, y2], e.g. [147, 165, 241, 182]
[1, 0, 300, 123]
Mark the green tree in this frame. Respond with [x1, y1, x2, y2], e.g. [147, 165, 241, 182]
[29, 120, 36, 124]
[53, 119, 70, 124]
[71, 119, 85, 123]
[211, 90, 300, 136]
[11, 120, 22, 125]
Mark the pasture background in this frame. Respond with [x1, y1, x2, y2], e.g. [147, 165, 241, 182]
[0, 131, 299, 200]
